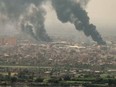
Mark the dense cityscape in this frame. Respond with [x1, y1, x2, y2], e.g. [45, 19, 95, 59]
[0, 37, 115, 87]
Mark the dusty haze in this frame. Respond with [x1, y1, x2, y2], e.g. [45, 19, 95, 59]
[0, 0, 115, 42]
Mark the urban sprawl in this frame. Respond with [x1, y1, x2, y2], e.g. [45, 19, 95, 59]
[0, 38, 116, 87]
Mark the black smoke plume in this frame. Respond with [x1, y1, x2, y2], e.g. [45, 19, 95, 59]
[0, 0, 105, 44]
[52, 0, 106, 45]
[0, 0, 51, 41]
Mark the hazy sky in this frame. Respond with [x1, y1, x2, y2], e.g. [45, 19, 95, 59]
[1, 0, 115, 37]
[87, 0, 116, 30]
[45, 0, 116, 36]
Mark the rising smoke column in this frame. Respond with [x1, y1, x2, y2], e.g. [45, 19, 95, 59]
[52, 0, 106, 44]
[0, 0, 51, 41]
[20, 3, 52, 41]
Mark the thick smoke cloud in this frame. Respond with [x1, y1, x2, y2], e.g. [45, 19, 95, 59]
[0, 0, 105, 44]
[52, 0, 106, 44]
[20, 4, 51, 41]
[0, 0, 51, 41]
[0, 0, 44, 19]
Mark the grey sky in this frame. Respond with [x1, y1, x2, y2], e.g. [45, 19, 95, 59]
[1, 0, 115, 37]
[44, 0, 116, 36]
[87, 0, 116, 29]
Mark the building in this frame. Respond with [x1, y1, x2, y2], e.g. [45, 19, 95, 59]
[0, 37, 17, 46]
